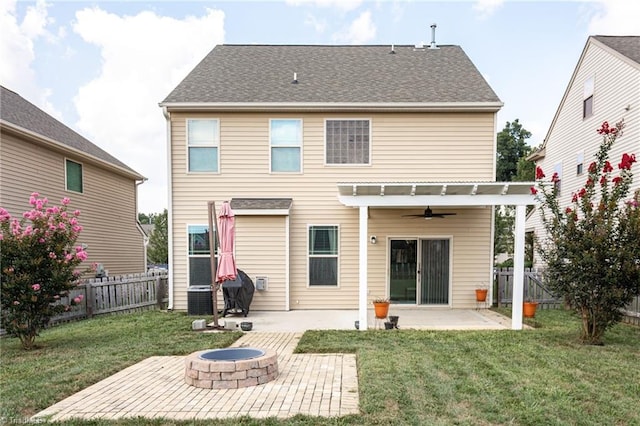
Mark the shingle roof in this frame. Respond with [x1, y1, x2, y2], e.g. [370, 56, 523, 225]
[0, 85, 142, 178]
[231, 198, 292, 211]
[593, 36, 640, 65]
[162, 44, 501, 106]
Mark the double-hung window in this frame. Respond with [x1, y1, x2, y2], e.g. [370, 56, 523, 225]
[65, 159, 83, 193]
[308, 225, 339, 286]
[188, 225, 215, 286]
[270, 119, 302, 172]
[187, 119, 219, 172]
[325, 119, 370, 165]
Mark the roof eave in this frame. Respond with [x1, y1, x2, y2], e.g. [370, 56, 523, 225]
[159, 101, 504, 113]
[0, 120, 146, 181]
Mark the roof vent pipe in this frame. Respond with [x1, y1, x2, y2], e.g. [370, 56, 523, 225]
[429, 23, 438, 49]
[390, 44, 395, 54]
[292, 72, 298, 84]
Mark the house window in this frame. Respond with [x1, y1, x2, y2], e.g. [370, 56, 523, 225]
[554, 162, 563, 193]
[583, 77, 594, 119]
[187, 119, 219, 172]
[308, 225, 338, 286]
[65, 159, 83, 193]
[325, 119, 370, 164]
[270, 119, 302, 172]
[188, 225, 215, 286]
[576, 152, 584, 175]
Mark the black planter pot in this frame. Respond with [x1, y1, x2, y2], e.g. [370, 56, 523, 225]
[384, 322, 394, 330]
[240, 321, 253, 331]
[388, 316, 399, 328]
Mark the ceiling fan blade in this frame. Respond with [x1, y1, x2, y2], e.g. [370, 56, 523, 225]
[401, 214, 428, 217]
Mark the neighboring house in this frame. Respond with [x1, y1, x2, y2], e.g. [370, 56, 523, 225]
[527, 36, 640, 263]
[0, 85, 147, 275]
[160, 43, 535, 329]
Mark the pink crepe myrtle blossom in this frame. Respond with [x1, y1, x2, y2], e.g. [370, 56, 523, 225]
[530, 186, 538, 195]
[32, 284, 41, 291]
[535, 167, 545, 180]
[618, 153, 637, 170]
[61, 197, 71, 206]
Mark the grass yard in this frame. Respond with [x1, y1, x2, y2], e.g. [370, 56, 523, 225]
[1, 309, 639, 425]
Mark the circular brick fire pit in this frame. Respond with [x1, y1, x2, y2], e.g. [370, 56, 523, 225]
[184, 348, 278, 389]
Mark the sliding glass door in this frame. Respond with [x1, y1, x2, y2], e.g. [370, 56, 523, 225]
[420, 239, 450, 305]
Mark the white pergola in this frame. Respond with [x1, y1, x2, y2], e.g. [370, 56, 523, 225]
[336, 182, 537, 331]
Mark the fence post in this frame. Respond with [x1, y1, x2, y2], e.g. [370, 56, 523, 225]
[85, 280, 94, 318]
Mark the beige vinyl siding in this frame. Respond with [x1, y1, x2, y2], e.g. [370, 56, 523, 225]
[527, 40, 640, 265]
[170, 111, 496, 310]
[235, 216, 287, 310]
[0, 133, 145, 275]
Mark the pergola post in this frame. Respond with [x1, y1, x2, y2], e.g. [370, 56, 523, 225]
[511, 205, 526, 330]
[358, 206, 368, 331]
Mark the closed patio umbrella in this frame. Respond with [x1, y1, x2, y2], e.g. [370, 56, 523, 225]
[215, 201, 237, 283]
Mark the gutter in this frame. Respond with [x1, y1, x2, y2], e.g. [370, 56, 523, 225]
[136, 178, 149, 271]
[158, 101, 504, 113]
[162, 106, 175, 310]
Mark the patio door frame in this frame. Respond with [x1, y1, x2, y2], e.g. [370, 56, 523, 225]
[388, 235, 453, 306]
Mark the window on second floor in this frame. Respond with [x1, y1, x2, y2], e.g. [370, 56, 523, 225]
[65, 159, 83, 193]
[270, 119, 302, 172]
[325, 119, 370, 165]
[308, 225, 339, 286]
[583, 77, 594, 119]
[187, 119, 219, 172]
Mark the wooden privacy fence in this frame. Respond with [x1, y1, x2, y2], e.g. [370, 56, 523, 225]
[51, 271, 168, 324]
[494, 267, 640, 325]
[493, 267, 562, 310]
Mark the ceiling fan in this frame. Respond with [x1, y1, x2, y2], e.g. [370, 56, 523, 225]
[402, 207, 456, 220]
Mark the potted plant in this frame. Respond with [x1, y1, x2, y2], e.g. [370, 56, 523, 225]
[372, 297, 390, 319]
[475, 283, 488, 302]
[523, 299, 539, 318]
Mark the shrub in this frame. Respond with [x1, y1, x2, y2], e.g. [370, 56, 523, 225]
[534, 120, 640, 345]
[0, 193, 92, 350]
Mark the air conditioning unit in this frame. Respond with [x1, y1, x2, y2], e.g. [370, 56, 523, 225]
[187, 286, 212, 315]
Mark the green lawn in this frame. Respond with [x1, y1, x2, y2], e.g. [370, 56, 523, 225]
[1, 309, 639, 425]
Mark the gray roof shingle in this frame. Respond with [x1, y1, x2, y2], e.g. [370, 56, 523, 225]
[0, 85, 143, 178]
[162, 44, 501, 105]
[593, 36, 640, 65]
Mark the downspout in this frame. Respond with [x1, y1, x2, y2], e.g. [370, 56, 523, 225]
[163, 106, 175, 310]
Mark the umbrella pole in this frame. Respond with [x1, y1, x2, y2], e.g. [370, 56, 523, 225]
[208, 201, 220, 327]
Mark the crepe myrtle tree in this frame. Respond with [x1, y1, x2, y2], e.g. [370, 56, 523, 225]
[533, 119, 640, 345]
[0, 193, 93, 350]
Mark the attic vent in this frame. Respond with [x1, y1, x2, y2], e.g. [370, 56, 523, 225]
[429, 23, 439, 50]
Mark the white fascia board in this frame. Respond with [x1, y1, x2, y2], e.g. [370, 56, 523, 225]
[159, 101, 504, 113]
[338, 194, 536, 207]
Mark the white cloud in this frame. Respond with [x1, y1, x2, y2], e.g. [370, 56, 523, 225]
[472, 0, 505, 20]
[587, 0, 640, 34]
[304, 13, 327, 33]
[285, 0, 363, 13]
[72, 7, 225, 213]
[333, 10, 376, 44]
[0, 0, 60, 118]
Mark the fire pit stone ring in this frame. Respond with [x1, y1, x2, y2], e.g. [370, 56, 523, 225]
[185, 347, 278, 389]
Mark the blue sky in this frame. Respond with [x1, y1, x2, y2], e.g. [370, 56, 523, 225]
[1, 0, 639, 213]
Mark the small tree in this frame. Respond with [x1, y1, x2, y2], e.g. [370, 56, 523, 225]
[534, 119, 640, 345]
[0, 193, 90, 350]
[147, 209, 168, 264]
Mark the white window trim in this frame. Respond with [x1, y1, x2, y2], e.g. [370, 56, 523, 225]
[307, 224, 340, 288]
[64, 158, 84, 194]
[186, 118, 220, 174]
[269, 118, 303, 174]
[323, 118, 372, 166]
